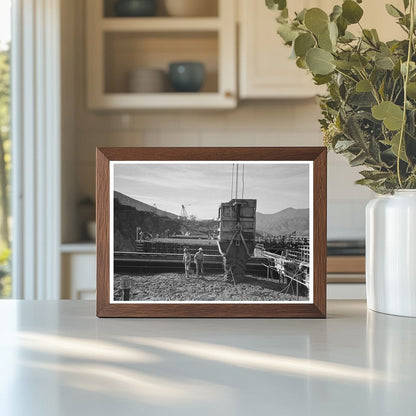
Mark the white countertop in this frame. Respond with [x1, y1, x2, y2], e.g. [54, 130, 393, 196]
[0, 300, 415, 415]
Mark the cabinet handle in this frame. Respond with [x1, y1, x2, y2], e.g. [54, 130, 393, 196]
[225, 91, 234, 99]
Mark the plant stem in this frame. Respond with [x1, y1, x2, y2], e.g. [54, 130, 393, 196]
[390, 79, 398, 101]
[358, 69, 381, 104]
[334, 68, 358, 84]
[397, 0, 415, 188]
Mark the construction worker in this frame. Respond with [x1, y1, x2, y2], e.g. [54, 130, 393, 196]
[194, 247, 204, 277]
[183, 247, 192, 278]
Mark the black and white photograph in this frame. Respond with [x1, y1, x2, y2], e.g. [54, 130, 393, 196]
[110, 161, 313, 303]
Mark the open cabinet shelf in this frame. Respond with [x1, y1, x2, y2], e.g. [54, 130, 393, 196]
[101, 17, 222, 32]
[86, 0, 237, 109]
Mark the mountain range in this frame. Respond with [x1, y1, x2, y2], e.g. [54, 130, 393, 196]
[114, 191, 178, 220]
[114, 191, 309, 236]
[256, 208, 309, 236]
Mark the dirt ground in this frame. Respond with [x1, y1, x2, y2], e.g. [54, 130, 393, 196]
[114, 271, 308, 302]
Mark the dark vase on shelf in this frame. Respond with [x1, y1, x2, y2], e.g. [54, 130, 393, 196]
[114, 0, 158, 17]
[168, 62, 205, 93]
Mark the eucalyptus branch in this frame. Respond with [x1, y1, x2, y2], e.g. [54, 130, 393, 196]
[393, 85, 404, 103]
[397, 0, 415, 188]
[398, 23, 410, 35]
[354, 37, 362, 54]
[390, 79, 398, 101]
[359, 69, 381, 104]
[359, 22, 378, 49]
[267, 0, 416, 193]
[334, 68, 358, 84]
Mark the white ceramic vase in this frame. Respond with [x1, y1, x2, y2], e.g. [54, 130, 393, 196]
[366, 190, 416, 317]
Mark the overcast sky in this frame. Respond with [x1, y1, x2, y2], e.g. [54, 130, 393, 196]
[113, 162, 310, 219]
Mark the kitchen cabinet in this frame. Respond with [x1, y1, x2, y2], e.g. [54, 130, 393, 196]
[238, 0, 404, 99]
[61, 245, 96, 300]
[86, 0, 404, 107]
[238, 0, 325, 99]
[86, 0, 237, 109]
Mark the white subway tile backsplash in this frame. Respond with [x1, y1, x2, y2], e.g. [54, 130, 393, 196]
[142, 130, 201, 147]
[251, 102, 297, 130]
[178, 111, 227, 130]
[75, 110, 134, 131]
[199, 129, 257, 146]
[132, 112, 180, 130]
[327, 153, 375, 200]
[253, 130, 322, 146]
[116, 131, 144, 147]
[328, 199, 369, 240]
[294, 98, 322, 128]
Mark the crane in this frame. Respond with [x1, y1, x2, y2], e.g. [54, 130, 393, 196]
[179, 204, 191, 220]
[230, 163, 246, 199]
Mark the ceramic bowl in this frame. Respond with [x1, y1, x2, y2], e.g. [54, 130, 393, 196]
[168, 62, 205, 92]
[128, 68, 167, 93]
[114, 0, 158, 17]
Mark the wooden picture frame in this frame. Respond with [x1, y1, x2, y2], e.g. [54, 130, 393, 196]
[96, 147, 327, 318]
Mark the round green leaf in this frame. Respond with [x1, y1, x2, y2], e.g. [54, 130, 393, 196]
[401, 61, 416, 76]
[294, 33, 316, 58]
[356, 79, 372, 92]
[318, 21, 338, 52]
[333, 60, 353, 70]
[350, 54, 368, 70]
[296, 57, 308, 69]
[266, 0, 287, 11]
[313, 74, 332, 85]
[336, 15, 348, 36]
[318, 28, 333, 52]
[328, 21, 338, 43]
[342, 0, 364, 24]
[277, 23, 298, 43]
[375, 56, 395, 70]
[306, 48, 335, 75]
[304, 8, 329, 35]
[371, 101, 404, 131]
[407, 82, 416, 99]
[330, 5, 342, 22]
[296, 8, 307, 23]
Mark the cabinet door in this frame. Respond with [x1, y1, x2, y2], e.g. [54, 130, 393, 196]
[238, 0, 403, 99]
[239, 0, 326, 99]
[62, 253, 96, 300]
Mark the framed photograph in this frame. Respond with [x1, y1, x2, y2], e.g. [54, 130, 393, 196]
[96, 147, 327, 318]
